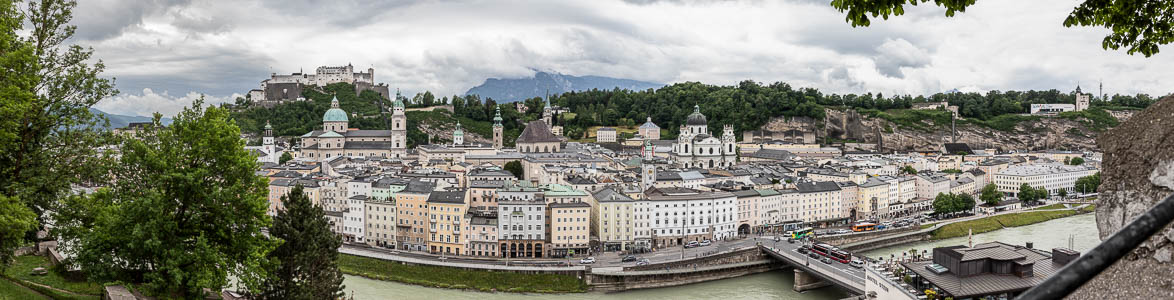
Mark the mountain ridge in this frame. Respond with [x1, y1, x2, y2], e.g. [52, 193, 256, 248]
[465, 71, 664, 102]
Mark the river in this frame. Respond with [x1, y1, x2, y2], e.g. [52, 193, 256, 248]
[340, 213, 1098, 300]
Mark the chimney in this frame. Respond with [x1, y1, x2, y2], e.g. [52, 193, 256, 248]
[1026, 242, 1033, 249]
[1052, 248, 1080, 265]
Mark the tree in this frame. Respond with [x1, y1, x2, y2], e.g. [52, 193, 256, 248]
[55, 99, 274, 297]
[0, 0, 117, 227]
[279, 152, 293, 164]
[259, 185, 344, 300]
[956, 193, 976, 213]
[504, 160, 524, 179]
[1058, 189, 1068, 199]
[1075, 172, 1101, 194]
[830, 0, 1174, 56]
[900, 165, 917, 175]
[979, 183, 1002, 206]
[0, 195, 36, 271]
[1070, 157, 1085, 166]
[1018, 183, 1037, 204]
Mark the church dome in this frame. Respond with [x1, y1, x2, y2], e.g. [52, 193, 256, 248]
[685, 104, 707, 126]
[323, 96, 349, 122]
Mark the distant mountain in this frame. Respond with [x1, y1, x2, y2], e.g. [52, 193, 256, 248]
[90, 108, 172, 129]
[465, 71, 664, 102]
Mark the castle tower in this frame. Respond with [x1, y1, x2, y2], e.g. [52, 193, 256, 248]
[641, 139, 656, 193]
[391, 89, 407, 154]
[453, 121, 464, 146]
[493, 106, 504, 149]
[322, 96, 349, 132]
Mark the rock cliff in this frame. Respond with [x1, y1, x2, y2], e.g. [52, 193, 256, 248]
[1069, 97, 1174, 299]
[757, 108, 1134, 152]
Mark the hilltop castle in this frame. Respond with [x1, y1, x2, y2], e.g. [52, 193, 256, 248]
[247, 64, 391, 107]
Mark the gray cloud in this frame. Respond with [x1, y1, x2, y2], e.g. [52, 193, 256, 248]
[66, 0, 1174, 117]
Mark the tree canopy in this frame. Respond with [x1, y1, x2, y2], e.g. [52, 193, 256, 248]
[258, 185, 345, 300]
[1075, 172, 1101, 194]
[0, 0, 117, 269]
[55, 99, 274, 298]
[830, 0, 1174, 57]
[979, 183, 1002, 206]
[933, 192, 975, 215]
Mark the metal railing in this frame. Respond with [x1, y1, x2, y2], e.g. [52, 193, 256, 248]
[1017, 193, 1174, 300]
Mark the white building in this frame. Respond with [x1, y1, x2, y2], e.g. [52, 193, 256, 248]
[994, 164, 1097, 198]
[645, 187, 737, 248]
[673, 105, 737, 168]
[596, 127, 617, 143]
[1030, 103, 1076, 114]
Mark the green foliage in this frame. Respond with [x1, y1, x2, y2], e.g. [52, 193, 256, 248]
[933, 193, 975, 215]
[1059, 108, 1119, 132]
[0, 0, 118, 232]
[1017, 183, 1050, 205]
[963, 114, 1041, 132]
[979, 183, 1002, 206]
[1075, 172, 1101, 194]
[3, 255, 101, 296]
[0, 195, 35, 271]
[504, 161, 524, 179]
[832, 0, 1174, 57]
[856, 108, 952, 132]
[337, 254, 587, 293]
[899, 165, 917, 175]
[1069, 157, 1085, 166]
[941, 169, 962, 174]
[279, 152, 293, 164]
[1058, 189, 1068, 199]
[54, 100, 275, 298]
[0, 277, 48, 300]
[932, 210, 1080, 240]
[259, 185, 344, 300]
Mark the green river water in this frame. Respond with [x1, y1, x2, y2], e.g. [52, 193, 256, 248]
[340, 213, 1098, 300]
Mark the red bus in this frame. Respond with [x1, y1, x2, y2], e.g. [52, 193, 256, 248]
[829, 250, 851, 263]
[812, 244, 834, 256]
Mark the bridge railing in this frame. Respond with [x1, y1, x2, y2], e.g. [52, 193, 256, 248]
[1017, 193, 1174, 300]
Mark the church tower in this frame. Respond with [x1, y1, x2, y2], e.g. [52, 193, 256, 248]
[721, 124, 736, 155]
[492, 106, 503, 149]
[542, 96, 553, 126]
[391, 89, 407, 154]
[641, 139, 656, 193]
[453, 121, 464, 146]
[263, 120, 276, 163]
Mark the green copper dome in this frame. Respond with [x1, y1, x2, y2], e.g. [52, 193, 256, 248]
[323, 96, 348, 122]
[453, 121, 463, 136]
[493, 106, 503, 124]
[393, 89, 405, 108]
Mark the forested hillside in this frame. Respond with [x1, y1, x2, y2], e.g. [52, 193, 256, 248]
[228, 80, 1162, 145]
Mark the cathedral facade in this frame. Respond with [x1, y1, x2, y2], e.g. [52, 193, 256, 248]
[298, 96, 407, 161]
[673, 105, 736, 168]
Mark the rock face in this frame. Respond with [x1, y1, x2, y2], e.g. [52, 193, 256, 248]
[1069, 97, 1174, 299]
[759, 109, 1133, 152]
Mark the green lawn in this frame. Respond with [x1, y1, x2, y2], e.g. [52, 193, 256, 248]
[931, 209, 1083, 240]
[3, 255, 102, 299]
[1032, 203, 1069, 210]
[919, 223, 936, 230]
[338, 254, 587, 293]
[0, 278, 47, 300]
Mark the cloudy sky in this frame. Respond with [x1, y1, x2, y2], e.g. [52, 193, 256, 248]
[74, 0, 1173, 117]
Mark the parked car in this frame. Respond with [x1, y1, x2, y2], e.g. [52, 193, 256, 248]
[622, 255, 637, 262]
[849, 259, 864, 268]
[699, 240, 712, 246]
[809, 252, 820, 259]
[787, 238, 796, 244]
[821, 257, 833, 264]
[685, 241, 700, 248]
[580, 257, 596, 264]
[636, 259, 650, 266]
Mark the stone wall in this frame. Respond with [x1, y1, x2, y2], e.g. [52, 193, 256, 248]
[1069, 97, 1174, 299]
[588, 260, 781, 292]
[623, 246, 766, 271]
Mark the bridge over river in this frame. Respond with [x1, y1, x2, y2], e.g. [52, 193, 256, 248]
[758, 243, 864, 294]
